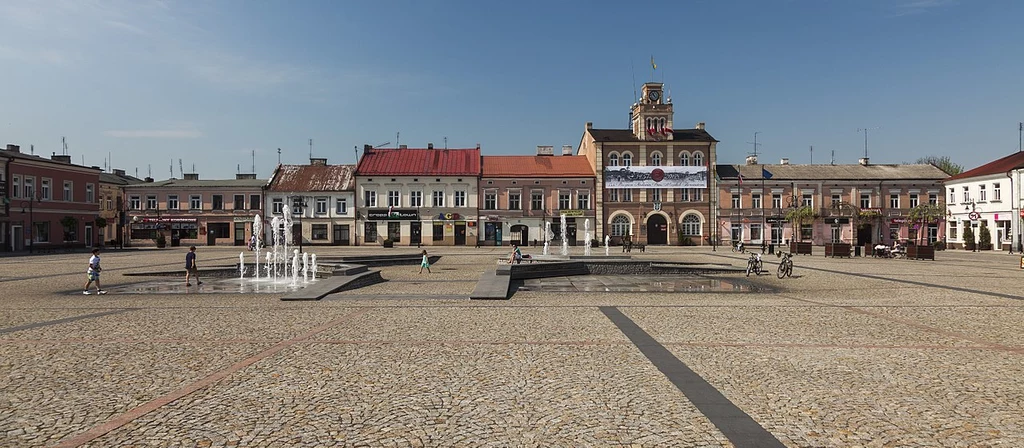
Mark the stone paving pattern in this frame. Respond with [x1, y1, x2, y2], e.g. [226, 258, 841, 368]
[0, 245, 1022, 446]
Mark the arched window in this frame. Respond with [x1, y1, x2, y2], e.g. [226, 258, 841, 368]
[681, 214, 702, 236]
[645, 118, 651, 131]
[680, 152, 690, 166]
[610, 215, 631, 237]
[608, 153, 619, 167]
[692, 152, 704, 166]
[650, 152, 662, 166]
[660, 118, 666, 131]
[622, 153, 632, 166]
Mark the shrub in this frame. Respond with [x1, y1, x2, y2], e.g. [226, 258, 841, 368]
[962, 226, 975, 250]
[978, 221, 992, 250]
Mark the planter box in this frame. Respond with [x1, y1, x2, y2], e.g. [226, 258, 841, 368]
[789, 241, 813, 255]
[907, 245, 935, 260]
[382, 241, 394, 248]
[824, 243, 852, 258]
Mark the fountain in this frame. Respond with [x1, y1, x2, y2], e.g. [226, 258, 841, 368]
[302, 252, 309, 282]
[583, 218, 592, 256]
[239, 252, 245, 279]
[291, 249, 300, 285]
[252, 215, 263, 281]
[310, 254, 317, 279]
[543, 222, 551, 256]
[605, 235, 610, 256]
[560, 214, 568, 256]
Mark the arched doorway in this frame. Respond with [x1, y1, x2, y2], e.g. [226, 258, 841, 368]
[509, 224, 529, 246]
[647, 214, 668, 245]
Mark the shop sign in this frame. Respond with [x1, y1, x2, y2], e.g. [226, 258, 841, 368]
[828, 217, 851, 224]
[557, 210, 585, 217]
[367, 208, 419, 220]
[233, 216, 255, 222]
[890, 217, 908, 224]
[140, 217, 198, 223]
[435, 213, 462, 220]
[765, 216, 786, 224]
[485, 215, 502, 222]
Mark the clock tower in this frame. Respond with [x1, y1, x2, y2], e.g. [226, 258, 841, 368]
[631, 82, 674, 141]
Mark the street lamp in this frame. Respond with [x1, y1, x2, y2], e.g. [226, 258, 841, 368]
[20, 197, 35, 254]
[966, 201, 978, 252]
[290, 196, 307, 253]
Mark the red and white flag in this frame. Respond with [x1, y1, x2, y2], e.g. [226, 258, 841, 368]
[738, 174, 744, 185]
[662, 126, 673, 135]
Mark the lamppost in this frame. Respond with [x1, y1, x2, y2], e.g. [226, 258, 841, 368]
[966, 201, 978, 252]
[290, 196, 307, 253]
[20, 197, 36, 254]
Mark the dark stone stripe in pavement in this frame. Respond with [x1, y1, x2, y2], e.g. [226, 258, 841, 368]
[600, 306, 785, 448]
[0, 309, 134, 335]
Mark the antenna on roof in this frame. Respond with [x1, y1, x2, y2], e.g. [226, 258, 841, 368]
[179, 159, 183, 178]
[809, 145, 813, 164]
[396, 131, 400, 149]
[62, 137, 67, 155]
[831, 150, 835, 165]
[170, 158, 173, 177]
[148, 164, 151, 177]
[309, 138, 313, 158]
[251, 150, 255, 172]
[444, 137, 448, 150]
[30, 144, 34, 155]
[354, 145, 359, 164]
[81, 155, 85, 165]
[277, 148, 282, 165]
[191, 163, 195, 173]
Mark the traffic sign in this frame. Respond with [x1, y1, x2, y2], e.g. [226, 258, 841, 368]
[968, 211, 981, 220]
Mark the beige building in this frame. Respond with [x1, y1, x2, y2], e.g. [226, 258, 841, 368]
[98, 168, 142, 247]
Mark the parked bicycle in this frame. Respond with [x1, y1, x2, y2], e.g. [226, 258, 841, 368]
[732, 241, 746, 253]
[745, 253, 763, 277]
[776, 251, 793, 278]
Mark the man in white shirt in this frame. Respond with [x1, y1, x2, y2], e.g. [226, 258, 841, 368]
[83, 248, 107, 295]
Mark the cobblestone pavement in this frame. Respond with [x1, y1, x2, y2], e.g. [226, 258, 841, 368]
[1, 245, 1023, 447]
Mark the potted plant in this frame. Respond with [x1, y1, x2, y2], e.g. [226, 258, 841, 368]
[905, 204, 942, 259]
[382, 238, 394, 248]
[154, 233, 167, 248]
[962, 225, 975, 251]
[785, 205, 817, 255]
[978, 221, 992, 250]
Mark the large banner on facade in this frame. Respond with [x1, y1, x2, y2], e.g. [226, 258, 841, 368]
[604, 166, 707, 189]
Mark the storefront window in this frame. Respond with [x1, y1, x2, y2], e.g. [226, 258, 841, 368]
[363, 222, 378, 243]
[800, 224, 813, 241]
[433, 222, 444, 241]
[312, 224, 328, 240]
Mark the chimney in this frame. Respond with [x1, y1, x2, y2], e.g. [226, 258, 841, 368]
[561, 145, 574, 156]
[183, 173, 199, 180]
[310, 158, 327, 166]
[428, 143, 434, 150]
[476, 143, 481, 150]
[113, 169, 126, 176]
[398, 144, 407, 149]
[859, 157, 870, 166]
[780, 158, 790, 165]
[745, 154, 758, 165]
[236, 173, 257, 179]
[5, 144, 20, 153]
[695, 122, 706, 130]
[145, 177, 154, 182]
[51, 153, 72, 164]
[585, 122, 593, 131]
[536, 145, 554, 156]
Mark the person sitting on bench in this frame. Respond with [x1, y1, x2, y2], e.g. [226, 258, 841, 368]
[508, 244, 523, 264]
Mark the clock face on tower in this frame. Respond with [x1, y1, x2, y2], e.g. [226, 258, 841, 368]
[648, 90, 661, 102]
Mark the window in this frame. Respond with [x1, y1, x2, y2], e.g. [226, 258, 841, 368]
[752, 193, 762, 209]
[679, 189, 689, 202]
[190, 195, 202, 210]
[731, 194, 741, 208]
[979, 184, 987, 201]
[410, 190, 423, 207]
[272, 198, 283, 214]
[889, 194, 899, 209]
[87, 184, 96, 203]
[363, 222, 378, 243]
[432, 222, 444, 241]
[772, 194, 782, 209]
[311, 224, 328, 240]
[928, 193, 937, 205]
[949, 222, 958, 240]
[962, 186, 970, 202]
[105, 195, 112, 211]
[831, 194, 841, 205]
[949, 188, 955, 204]
[577, 191, 590, 209]
[610, 215, 631, 236]
[608, 154, 619, 166]
[681, 214, 701, 235]
[993, 183, 1001, 201]
[860, 193, 871, 209]
[387, 190, 401, 207]
[250, 194, 261, 210]
[608, 189, 619, 202]
[509, 192, 521, 210]
[432, 190, 445, 207]
[909, 194, 919, 208]
[364, 190, 377, 207]
[651, 189, 663, 202]
[292, 198, 303, 215]
[621, 153, 632, 166]
[691, 188, 702, 202]
[692, 152, 704, 166]
[558, 192, 571, 210]
[531, 192, 543, 210]
[24, 177, 35, 200]
[800, 224, 813, 241]
[146, 195, 157, 210]
[212, 195, 224, 210]
[41, 179, 51, 200]
[234, 195, 245, 210]
[651, 152, 662, 166]
[34, 222, 49, 243]
[315, 197, 328, 214]
[12, 176, 20, 198]
[129, 195, 141, 210]
[801, 194, 813, 207]
[454, 190, 466, 207]
[680, 152, 690, 166]
[484, 192, 497, 210]
[621, 189, 632, 202]
[336, 198, 347, 214]
[62, 180, 70, 201]
[167, 195, 179, 210]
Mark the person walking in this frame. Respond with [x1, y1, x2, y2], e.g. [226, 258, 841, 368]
[83, 248, 107, 295]
[185, 246, 203, 287]
[419, 250, 431, 274]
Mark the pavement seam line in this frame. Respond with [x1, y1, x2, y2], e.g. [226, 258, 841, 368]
[599, 306, 785, 448]
[53, 308, 373, 448]
[0, 309, 135, 335]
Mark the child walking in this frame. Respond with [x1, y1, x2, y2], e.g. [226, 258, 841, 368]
[83, 248, 107, 295]
[419, 250, 431, 274]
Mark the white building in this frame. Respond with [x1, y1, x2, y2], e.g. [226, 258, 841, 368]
[264, 159, 357, 246]
[943, 152, 1024, 251]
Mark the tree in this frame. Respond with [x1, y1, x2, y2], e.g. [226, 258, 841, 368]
[978, 220, 992, 250]
[916, 155, 964, 176]
[785, 206, 817, 242]
[906, 204, 944, 245]
[962, 225, 975, 250]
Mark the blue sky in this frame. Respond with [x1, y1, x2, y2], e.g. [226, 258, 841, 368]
[1, 0, 1021, 179]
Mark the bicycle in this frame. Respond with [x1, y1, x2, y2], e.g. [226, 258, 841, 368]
[776, 251, 793, 278]
[732, 241, 745, 253]
[745, 253, 763, 277]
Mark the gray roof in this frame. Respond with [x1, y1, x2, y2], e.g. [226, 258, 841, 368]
[588, 128, 718, 143]
[99, 172, 144, 185]
[716, 163, 949, 181]
[124, 178, 268, 189]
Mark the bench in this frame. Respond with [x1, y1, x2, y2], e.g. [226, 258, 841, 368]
[622, 242, 645, 253]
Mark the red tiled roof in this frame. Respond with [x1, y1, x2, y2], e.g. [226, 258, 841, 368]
[945, 152, 1024, 181]
[482, 155, 595, 177]
[356, 148, 481, 176]
[266, 164, 356, 191]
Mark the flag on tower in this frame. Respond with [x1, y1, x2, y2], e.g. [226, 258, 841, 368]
[738, 174, 744, 185]
[762, 168, 773, 180]
[650, 56, 656, 70]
